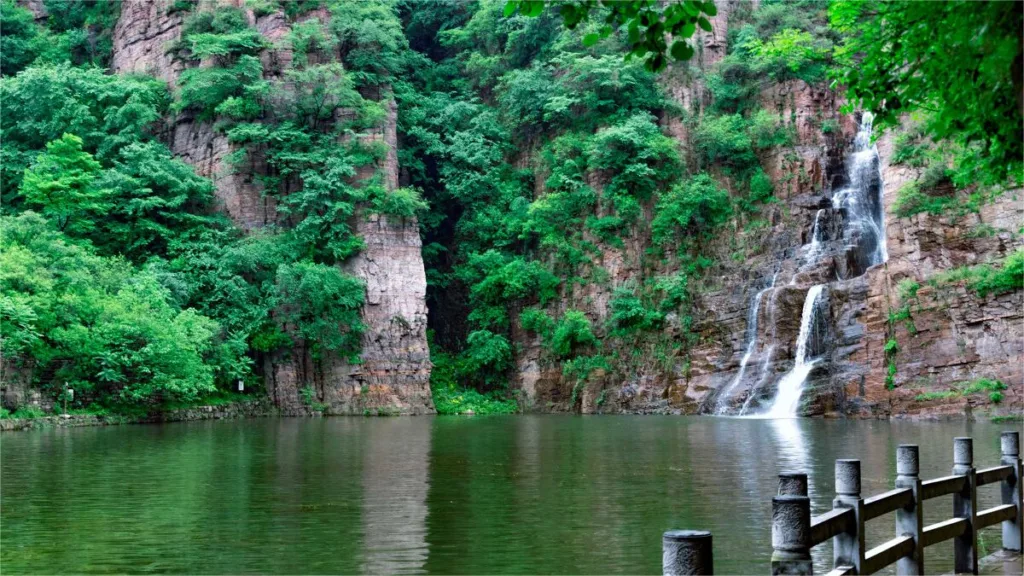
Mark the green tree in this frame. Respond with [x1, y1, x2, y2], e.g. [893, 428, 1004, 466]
[0, 0, 41, 76]
[831, 0, 1023, 185]
[20, 133, 107, 232]
[0, 212, 219, 408]
[275, 262, 366, 361]
[504, 0, 719, 71]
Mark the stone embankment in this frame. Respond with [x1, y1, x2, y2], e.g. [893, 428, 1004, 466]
[0, 400, 277, 432]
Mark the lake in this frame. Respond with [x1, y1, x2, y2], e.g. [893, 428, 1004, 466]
[0, 416, 1015, 574]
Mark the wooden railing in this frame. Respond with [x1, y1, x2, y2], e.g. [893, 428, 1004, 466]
[662, 431, 1023, 575]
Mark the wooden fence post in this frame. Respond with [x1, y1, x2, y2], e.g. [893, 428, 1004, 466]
[953, 437, 978, 574]
[895, 445, 923, 575]
[1001, 431, 1023, 552]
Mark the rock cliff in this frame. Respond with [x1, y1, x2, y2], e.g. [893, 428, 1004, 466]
[508, 3, 1022, 419]
[111, 0, 432, 414]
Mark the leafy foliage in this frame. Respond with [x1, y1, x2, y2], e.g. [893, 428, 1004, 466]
[1, 213, 218, 407]
[505, 0, 719, 71]
[929, 249, 1024, 298]
[275, 262, 365, 360]
[831, 0, 1023, 185]
[651, 174, 732, 245]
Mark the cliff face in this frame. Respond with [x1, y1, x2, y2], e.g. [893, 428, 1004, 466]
[111, 0, 432, 414]
[509, 4, 1022, 419]
[837, 137, 1023, 418]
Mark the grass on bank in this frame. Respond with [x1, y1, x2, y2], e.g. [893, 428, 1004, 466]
[429, 343, 519, 415]
[929, 248, 1024, 298]
[914, 377, 1008, 404]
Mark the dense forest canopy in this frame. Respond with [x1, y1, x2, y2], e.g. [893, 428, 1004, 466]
[0, 0, 1020, 417]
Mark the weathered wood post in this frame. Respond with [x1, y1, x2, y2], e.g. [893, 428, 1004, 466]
[771, 483, 813, 576]
[952, 436, 978, 574]
[895, 445, 923, 575]
[1001, 431, 1023, 552]
[778, 472, 808, 496]
[833, 459, 864, 574]
[663, 530, 713, 575]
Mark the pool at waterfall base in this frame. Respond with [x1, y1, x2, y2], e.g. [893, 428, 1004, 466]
[1, 416, 1017, 574]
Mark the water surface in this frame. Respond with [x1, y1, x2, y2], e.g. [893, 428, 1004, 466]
[1, 416, 1014, 574]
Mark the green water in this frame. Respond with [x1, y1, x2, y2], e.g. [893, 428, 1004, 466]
[0, 416, 1016, 574]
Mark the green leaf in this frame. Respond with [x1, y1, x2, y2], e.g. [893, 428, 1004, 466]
[582, 33, 601, 47]
[702, 1, 718, 17]
[680, 21, 695, 38]
[670, 40, 695, 61]
[503, 1, 517, 18]
[697, 17, 713, 32]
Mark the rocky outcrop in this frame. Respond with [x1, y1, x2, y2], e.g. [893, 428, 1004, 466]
[110, 0, 432, 415]
[110, 0, 186, 83]
[831, 134, 1024, 418]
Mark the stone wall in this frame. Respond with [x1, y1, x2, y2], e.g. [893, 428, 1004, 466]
[0, 399, 278, 432]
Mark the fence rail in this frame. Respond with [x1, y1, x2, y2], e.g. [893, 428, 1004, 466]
[662, 431, 1023, 575]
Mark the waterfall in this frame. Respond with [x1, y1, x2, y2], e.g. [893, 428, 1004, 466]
[722, 112, 888, 418]
[764, 285, 824, 418]
[738, 344, 775, 416]
[714, 273, 778, 414]
[832, 112, 888, 269]
[804, 209, 826, 261]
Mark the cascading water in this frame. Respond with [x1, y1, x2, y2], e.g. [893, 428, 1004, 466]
[738, 344, 775, 416]
[804, 209, 827, 262]
[727, 112, 888, 418]
[714, 273, 778, 414]
[832, 112, 888, 269]
[763, 285, 824, 418]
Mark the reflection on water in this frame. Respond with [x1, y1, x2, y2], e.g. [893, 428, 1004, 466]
[0, 416, 1012, 574]
[361, 420, 430, 575]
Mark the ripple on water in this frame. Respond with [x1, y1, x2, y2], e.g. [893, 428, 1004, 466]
[0, 416, 1011, 574]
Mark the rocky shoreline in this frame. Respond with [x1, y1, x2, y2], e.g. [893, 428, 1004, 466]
[0, 399, 279, 432]
[2, 399, 1018, 432]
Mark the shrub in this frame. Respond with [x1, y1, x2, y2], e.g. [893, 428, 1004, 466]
[913, 378, 1007, 404]
[652, 174, 732, 244]
[897, 279, 920, 301]
[300, 385, 327, 412]
[694, 114, 755, 168]
[930, 249, 1024, 298]
[550, 310, 597, 359]
[608, 285, 663, 338]
[1, 213, 220, 408]
[892, 182, 956, 218]
[274, 261, 365, 360]
[463, 329, 513, 374]
[372, 186, 428, 218]
[748, 109, 792, 149]
[744, 28, 830, 83]
[960, 377, 1007, 396]
[746, 168, 775, 208]
[10, 406, 47, 419]
[967, 250, 1024, 297]
[519, 307, 555, 339]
